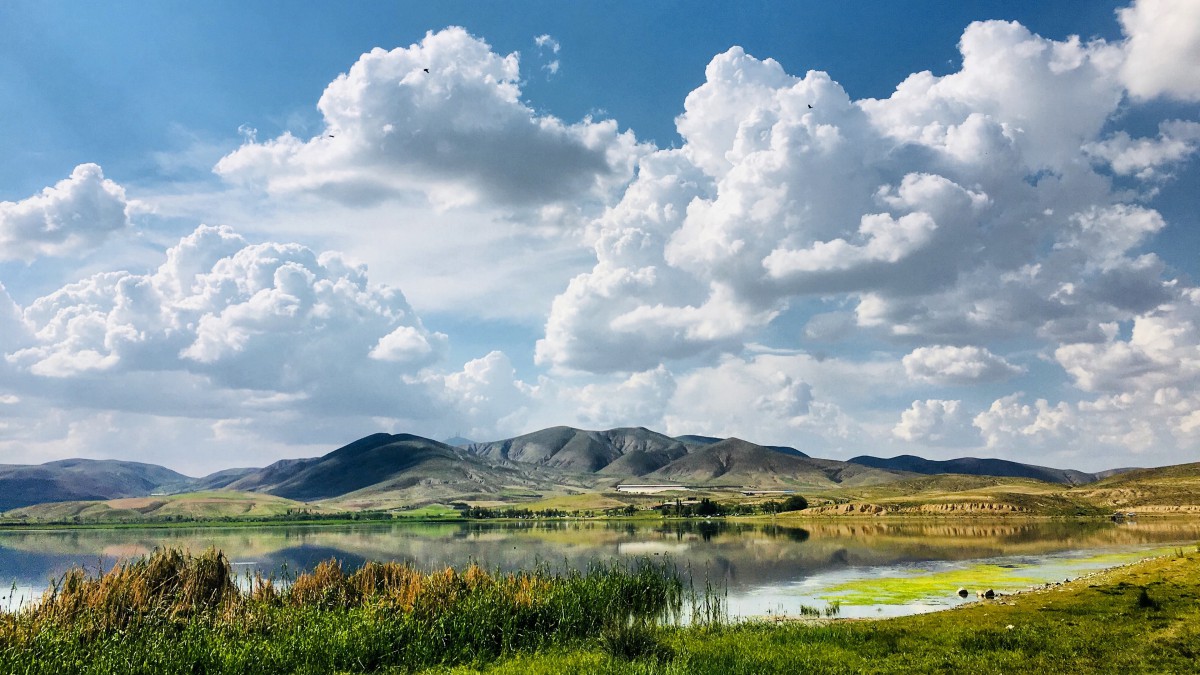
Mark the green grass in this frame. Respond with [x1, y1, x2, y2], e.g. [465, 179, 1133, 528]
[430, 549, 1200, 674]
[392, 504, 466, 520]
[0, 547, 684, 674]
[816, 546, 1181, 605]
[3, 545, 1199, 674]
[2, 491, 330, 524]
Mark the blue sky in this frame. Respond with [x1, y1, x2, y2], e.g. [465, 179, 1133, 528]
[1, 0, 1198, 474]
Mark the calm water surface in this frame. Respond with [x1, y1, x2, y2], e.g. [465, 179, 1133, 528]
[2, 518, 1198, 618]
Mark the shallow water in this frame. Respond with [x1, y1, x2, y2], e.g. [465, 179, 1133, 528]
[2, 518, 1198, 618]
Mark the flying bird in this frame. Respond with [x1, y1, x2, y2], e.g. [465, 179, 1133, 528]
[807, 104, 813, 109]
[423, 68, 430, 73]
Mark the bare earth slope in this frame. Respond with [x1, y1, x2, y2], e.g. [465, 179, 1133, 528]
[465, 426, 690, 475]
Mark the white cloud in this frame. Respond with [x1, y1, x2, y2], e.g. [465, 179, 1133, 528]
[0, 164, 134, 260]
[660, 352, 890, 454]
[0, 282, 29, 353]
[441, 350, 533, 440]
[893, 399, 981, 446]
[973, 393, 1074, 450]
[558, 365, 678, 430]
[903, 345, 1024, 385]
[535, 34, 561, 76]
[535, 149, 767, 372]
[1055, 286, 1200, 393]
[7, 225, 448, 416]
[1084, 120, 1200, 180]
[968, 386, 1200, 467]
[1119, 0, 1200, 101]
[215, 27, 640, 210]
[539, 19, 1180, 371]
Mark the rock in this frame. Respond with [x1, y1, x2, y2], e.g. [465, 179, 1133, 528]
[984, 589, 995, 599]
[957, 587, 969, 598]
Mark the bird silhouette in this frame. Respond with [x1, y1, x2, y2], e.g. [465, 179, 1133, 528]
[807, 104, 813, 109]
[423, 68, 430, 73]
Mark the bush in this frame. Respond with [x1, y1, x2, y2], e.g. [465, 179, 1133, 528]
[782, 495, 808, 512]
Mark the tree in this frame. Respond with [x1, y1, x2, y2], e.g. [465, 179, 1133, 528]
[781, 495, 809, 512]
[696, 498, 722, 517]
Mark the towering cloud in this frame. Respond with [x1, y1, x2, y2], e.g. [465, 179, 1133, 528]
[1119, 0, 1200, 101]
[538, 19, 1176, 372]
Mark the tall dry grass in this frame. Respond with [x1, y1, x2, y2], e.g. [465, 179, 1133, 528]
[0, 547, 684, 674]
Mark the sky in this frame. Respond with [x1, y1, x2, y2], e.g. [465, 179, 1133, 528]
[1, 0, 1199, 475]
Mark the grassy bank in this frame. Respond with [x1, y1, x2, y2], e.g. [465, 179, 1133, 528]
[3, 546, 1199, 674]
[0, 548, 683, 674]
[447, 547, 1200, 674]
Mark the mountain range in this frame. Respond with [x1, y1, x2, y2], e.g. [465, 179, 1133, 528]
[0, 426, 1141, 511]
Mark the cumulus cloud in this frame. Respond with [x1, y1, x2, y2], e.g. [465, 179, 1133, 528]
[1084, 120, 1200, 180]
[535, 150, 766, 372]
[561, 365, 677, 430]
[659, 352, 890, 455]
[215, 27, 641, 209]
[1119, 0, 1200, 101]
[6, 225, 448, 417]
[1054, 286, 1200, 394]
[539, 18, 1182, 371]
[967, 386, 1200, 467]
[0, 164, 134, 260]
[973, 394, 1074, 450]
[903, 345, 1024, 385]
[442, 350, 534, 440]
[893, 399, 981, 446]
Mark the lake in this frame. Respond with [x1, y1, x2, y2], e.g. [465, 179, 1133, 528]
[2, 518, 1199, 618]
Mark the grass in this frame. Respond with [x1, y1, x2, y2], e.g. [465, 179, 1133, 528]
[2, 491, 331, 524]
[434, 549, 1200, 674]
[0, 547, 684, 674]
[3, 546, 1199, 673]
[392, 504, 466, 520]
[814, 546, 1181, 605]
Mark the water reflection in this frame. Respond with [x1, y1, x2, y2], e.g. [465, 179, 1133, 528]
[1, 518, 1197, 616]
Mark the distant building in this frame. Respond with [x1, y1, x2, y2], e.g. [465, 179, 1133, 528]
[614, 484, 693, 494]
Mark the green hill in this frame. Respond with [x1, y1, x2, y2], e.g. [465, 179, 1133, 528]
[3, 491, 319, 522]
[0, 459, 193, 511]
[229, 433, 578, 507]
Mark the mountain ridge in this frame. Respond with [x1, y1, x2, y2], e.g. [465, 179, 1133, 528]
[0, 426, 1148, 511]
[847, 454, 1116, 486]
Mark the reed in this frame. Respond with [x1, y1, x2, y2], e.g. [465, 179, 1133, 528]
[0, 547, 684, 674]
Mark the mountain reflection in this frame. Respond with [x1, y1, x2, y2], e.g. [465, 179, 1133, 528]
[2, 519, 1198, 606]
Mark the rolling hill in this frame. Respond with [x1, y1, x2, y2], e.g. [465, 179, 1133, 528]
[848, 454, 1105, 485]
[1068, 462, 1200, 511]
[675, 434, 809, 458]
[228, 432, 577, 506]
[3, 491, 319, 522]
[1, 427, 1183, 516]
[0, 459, 193, 511]
[647, 438, 906, 488]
